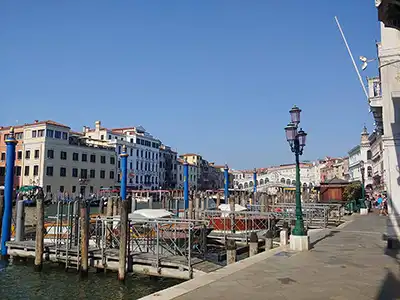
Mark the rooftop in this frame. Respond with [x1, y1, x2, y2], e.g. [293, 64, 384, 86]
[0, 120, 70, 131]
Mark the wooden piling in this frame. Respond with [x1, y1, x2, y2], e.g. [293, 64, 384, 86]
[200, 192, 205, 214]
[113, 197, 118, 216]
[131, 194, 137, 213]
[188, 198, 193, 219]
[225, 239, 237, 265]
[265, 230, 274, 250]
[249, 232, 259, 257]
[149, 195, 153, 209]
[80, 202, 89, 276]
[118, 200, 128, 281]
[15, 200, 25, 242]
[194, 194, 200, 220]
[99, 197, 104, 215]
[34, 193, 45, 271]
[106, 197, 113, 245]
[216, 192, 221, 208]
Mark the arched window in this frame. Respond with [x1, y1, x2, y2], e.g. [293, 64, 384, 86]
[280, 178, 285, 183]
[303, 182, 307, 187]
[367, 166, 373, 178]
[244, 182, 249, 188]
[265, 178, 269, 183]
[239, 184, 243, 189]
[291, 180, 296, 185]
[249, 181, 254, 187]
[260, 179, 264, 185]
[367, 150, 372, 160]
[286, 179, 291, 185]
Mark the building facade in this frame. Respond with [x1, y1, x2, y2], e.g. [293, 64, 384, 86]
[347, 126, 373, 186]
[374, 2, 400, 246]
[369, 131, 384, 190]
[159, 145, 177, 189]
[0, 126, 24, 189]
[84, 121, 161, 190]
[1, 121, 117, 196]
[176, 158, 198, 190]
[319, 157, 350, 183]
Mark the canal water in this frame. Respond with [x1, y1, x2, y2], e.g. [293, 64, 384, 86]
[0, 260, 182, 300]
[1, 201, 182, 300]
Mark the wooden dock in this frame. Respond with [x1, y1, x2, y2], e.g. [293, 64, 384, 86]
[6, 240, 222, 280]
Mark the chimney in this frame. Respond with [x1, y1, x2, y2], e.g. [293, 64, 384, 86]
[95, 120, 101, 131]
[34, 120, 39, 123]
[83, 126, 88, 133]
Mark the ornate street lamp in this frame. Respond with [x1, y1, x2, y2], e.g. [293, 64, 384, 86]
[284, 105, 307, 237]
[360, 160, 366, 208]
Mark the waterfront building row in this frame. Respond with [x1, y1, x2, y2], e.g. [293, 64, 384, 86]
[0, 120, 231, 195]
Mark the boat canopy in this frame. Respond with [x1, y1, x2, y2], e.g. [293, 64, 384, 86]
[18, 185, 41, 192]
[130, 209, 173, 219]
[218, 204, 247, 212]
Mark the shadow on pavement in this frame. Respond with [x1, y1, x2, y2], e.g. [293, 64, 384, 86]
[309, 230, 338, 249]
[375, 270, 400, 300]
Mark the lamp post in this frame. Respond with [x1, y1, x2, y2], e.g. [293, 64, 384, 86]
[360, 160, 366, 209]
[284, 105, 307, 237]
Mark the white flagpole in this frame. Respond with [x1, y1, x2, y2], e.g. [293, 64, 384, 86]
[334, 16, 369, 99]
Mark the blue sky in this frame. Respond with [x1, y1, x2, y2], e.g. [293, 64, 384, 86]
[1, 1, 380, 170]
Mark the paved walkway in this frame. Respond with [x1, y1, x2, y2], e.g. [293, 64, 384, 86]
[142, 214, 400, 300]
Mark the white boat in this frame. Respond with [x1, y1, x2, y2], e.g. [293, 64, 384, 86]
[135, 196, 151, 203]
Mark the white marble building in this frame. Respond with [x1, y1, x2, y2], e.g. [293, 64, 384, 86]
[84, 121, 161, 190]
[372, 2, 400, 247]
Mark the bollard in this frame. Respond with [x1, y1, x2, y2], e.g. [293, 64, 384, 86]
[34, 194, 45, 271]
[265, 229, 274, 250]
[225, 239, 237, 265]
[15, 200, 25, 242]
[80, 202, 89, 276]
[118, 200, 128, 281]
[249, 232, 259, 257]
[280, 228, 289, 246]
[149, 195, 153, 209]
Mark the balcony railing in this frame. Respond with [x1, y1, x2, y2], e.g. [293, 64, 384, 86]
[368, 77, 382, 99]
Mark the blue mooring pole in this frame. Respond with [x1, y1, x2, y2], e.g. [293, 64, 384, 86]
[224, 164, 229, 202]
[1, 127, 17, 256]
[183, 160, 189, 211]
[253, 168, 257, 193]
[120, 145, 128, 201]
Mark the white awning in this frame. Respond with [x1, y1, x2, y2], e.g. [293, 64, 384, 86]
[129, 209, 173, 219]
[218, 204, 247, 212]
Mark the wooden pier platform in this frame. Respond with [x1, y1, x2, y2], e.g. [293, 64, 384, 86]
[6, 240, 222, 280]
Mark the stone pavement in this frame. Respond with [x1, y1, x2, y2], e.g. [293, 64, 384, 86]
[141, 214, 400, 300]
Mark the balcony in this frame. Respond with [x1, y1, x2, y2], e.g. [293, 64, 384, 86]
[368, 77, 383, 107]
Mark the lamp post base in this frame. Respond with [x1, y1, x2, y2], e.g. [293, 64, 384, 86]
[290, 234, 310, 251]
[360, 208, 369, 215]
